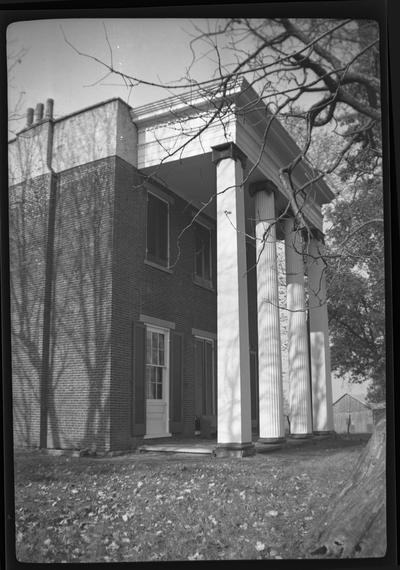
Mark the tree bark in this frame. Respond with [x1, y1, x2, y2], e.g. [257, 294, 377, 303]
[308, 416, 386, 558]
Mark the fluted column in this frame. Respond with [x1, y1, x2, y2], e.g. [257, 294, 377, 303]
[307, 232, 334, 433]
[284, 217, 313, 437]
[211, 142, 255, 457]
[251, 181, 285, 443]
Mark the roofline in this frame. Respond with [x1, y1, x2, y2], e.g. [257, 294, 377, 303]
[333, 393, 369, 407]
[132, 78, 335, 204]
[12, 97, 133, 139]
[55, 96, 133, 124]
[9, 82, 335, 204]
[131, 77, 246, 123]
[234, 87, 335, 204]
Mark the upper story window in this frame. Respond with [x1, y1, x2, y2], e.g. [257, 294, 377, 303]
[194, 221, 212, 287]
[146, 192, 169, 268]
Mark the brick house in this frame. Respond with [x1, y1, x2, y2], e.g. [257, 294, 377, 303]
[8, 80, 335, 455]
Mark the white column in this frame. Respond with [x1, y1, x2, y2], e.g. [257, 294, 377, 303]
[252, 182, 285, 443]
[307, 233, 334, 433]
[284, 217, 313, 437]
[212, 143, 254, 457]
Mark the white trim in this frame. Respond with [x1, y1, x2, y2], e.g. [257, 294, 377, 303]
[237, 123, 324, 231]
[192, 328, 217, 341]
[235, 86, 334, 203]
[140, 314, 176, 330]
[147, 185, 175, 205]
[143, 433, 172, 439]
[144, 324, 171, 438]
[132, 77, 243, 124]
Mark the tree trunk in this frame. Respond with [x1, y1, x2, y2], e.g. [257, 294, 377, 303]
[308, 416, 386, 558]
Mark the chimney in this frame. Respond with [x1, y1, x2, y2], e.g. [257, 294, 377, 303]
[26, 107, 34, 127]
[34, 102, 44, 123]
[45, 98, 54, 120]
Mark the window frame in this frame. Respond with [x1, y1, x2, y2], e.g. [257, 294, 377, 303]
[193, 220, 213, 289]
[145, 326, 169, 401]
[193, 334, 216, 416]
[145, 190, 170, 270]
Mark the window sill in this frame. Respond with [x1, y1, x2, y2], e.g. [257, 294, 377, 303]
[193, 277, 215, 292]
[144, 259, 172, 274]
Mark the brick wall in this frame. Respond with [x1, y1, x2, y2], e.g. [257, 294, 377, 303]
[9, 175, 50, 447]
[110, 156, 259, 447]
[10, 158, 116, 451]
[47, 158, 115, 450]
[110, 157, 219, 447]
[10, 153, 259, 451]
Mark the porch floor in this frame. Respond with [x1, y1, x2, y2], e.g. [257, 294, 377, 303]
[138, 433, 332, 455]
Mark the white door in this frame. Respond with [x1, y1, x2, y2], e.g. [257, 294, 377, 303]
[144, 326, 171, 438]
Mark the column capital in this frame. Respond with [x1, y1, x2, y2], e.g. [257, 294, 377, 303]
[249, 179, 279, 197]
[211, 142, 247, 169]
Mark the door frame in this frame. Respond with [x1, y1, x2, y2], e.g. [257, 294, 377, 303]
[143, 323, 171, 439]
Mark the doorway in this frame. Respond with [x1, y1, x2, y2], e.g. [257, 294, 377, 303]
[144, 325, 171, 438]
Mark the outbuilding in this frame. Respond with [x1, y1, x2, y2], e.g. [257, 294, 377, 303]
[333, 393, 385, 434]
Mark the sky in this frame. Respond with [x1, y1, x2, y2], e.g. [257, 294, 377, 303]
[7, 18, 221, 135]
[7, 17, 370, 402]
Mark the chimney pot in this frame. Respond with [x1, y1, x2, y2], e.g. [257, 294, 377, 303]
[34, 103, 44, 123]
[26, 108, 34, 127]
[45, 98, 54, 120]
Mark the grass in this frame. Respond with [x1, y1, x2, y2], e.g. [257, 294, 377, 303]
[13, 436, 368, 562]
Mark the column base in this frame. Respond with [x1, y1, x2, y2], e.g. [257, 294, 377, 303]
[213, 442, 256, 458]
[313, 430, 335, 437]
[289, 433, 313, 439]
[258, 436, 286, 445]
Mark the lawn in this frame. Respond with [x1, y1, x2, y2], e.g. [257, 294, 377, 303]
[12, 436, 367, 562]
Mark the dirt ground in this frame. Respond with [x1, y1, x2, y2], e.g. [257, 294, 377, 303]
[12, 435, 369, 562]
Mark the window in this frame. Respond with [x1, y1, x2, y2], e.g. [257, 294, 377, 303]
[146, 193, 169, 267]
[146, 329, 165, 399]
[194, 222, 212, 285]
[194, 337, 216, 416]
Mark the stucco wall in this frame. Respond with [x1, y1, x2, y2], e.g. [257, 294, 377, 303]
[8, 99, 138, 186]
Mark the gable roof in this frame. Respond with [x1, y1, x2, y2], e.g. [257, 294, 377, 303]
[333, 393, 386, 410]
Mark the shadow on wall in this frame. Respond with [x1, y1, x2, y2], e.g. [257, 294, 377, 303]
[9, 112, 117, 451]
[54, 162, 113, 451]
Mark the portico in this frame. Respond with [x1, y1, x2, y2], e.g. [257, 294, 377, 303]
[134, 79, 335, 456]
